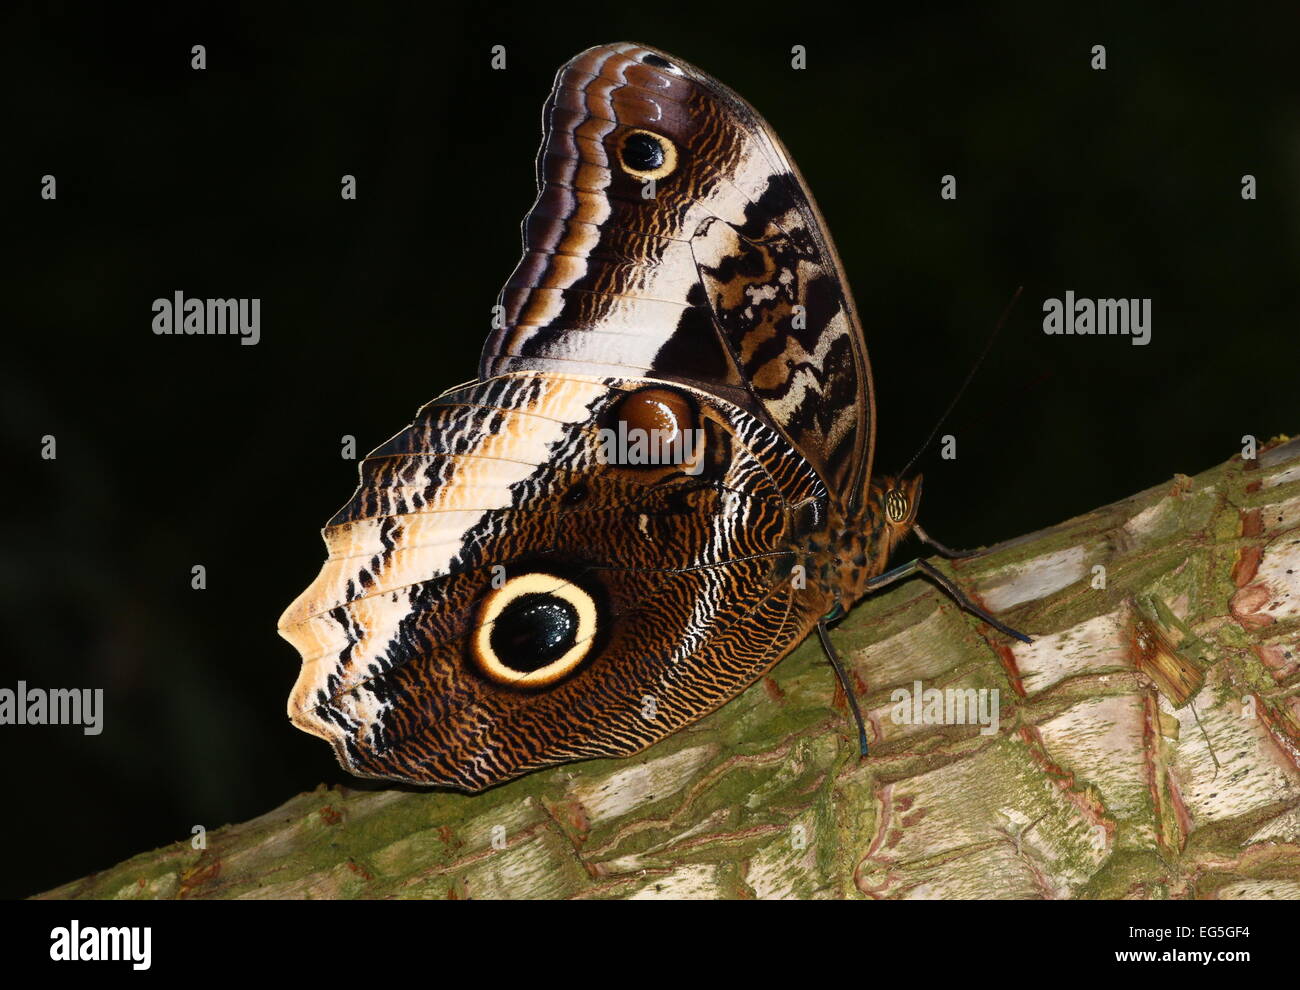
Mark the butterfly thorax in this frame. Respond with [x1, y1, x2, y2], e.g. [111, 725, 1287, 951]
[789, 474, 923, 621]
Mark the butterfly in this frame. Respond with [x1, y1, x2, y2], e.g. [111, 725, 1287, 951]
[277, 42, 1028, 791]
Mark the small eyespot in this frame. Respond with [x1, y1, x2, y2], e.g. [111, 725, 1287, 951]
[562, 482, 589, 506]
[603, 386, 703, 471]
[618, 128, 678, 181]
[472, 573, 597, 687]
[641, 53, 673, 69]
[611, 387, 692, 443]
[884, 489, 909, 523]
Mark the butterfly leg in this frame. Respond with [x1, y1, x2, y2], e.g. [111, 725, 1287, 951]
[865, 558, 1033, 645]
[912, 522, 980, 560]
[817, 621, 871, 758]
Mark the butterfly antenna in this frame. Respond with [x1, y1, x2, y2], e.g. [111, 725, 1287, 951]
[898, 285, 1024, 480]
[817, 621, 870, 757]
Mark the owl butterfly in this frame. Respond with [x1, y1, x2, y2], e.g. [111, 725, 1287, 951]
[278, 42, 1028, 791]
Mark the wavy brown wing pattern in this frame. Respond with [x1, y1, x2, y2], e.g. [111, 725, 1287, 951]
[279, 374, 830, 790]
[484, 42, 875, 498]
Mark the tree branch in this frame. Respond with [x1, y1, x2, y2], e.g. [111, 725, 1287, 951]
[40, 439, 1300, 899]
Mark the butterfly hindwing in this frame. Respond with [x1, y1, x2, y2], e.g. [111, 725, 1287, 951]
[280, 374, 826, 790]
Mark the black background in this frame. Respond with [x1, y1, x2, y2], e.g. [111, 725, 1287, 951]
[3, 3, 1297, 898]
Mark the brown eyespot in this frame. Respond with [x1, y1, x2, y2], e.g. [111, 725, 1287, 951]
[618, 129, 678, 180]
[472, 573, 597, 687]
[612, 387, 692, 441]
[604, 386, 703, 472]
[884, 488, 910, 523]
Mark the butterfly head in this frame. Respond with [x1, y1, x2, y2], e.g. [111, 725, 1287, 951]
[873, 474, 924, 548]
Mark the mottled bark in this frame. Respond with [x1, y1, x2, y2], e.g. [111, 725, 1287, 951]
[41, 439, 1300, 899]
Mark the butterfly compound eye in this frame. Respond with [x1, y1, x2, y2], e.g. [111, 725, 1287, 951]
[618, 128, 678, 180]
[472, 573, 598, 687]
[884, 489, 910, 523]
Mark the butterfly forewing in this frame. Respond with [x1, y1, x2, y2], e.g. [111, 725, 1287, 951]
[485, 42, 875, 495]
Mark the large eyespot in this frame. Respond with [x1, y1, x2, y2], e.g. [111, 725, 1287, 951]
[618, 128, 678, 181]
[472, 573, 597, 687]
[884, 489, 910, 523]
